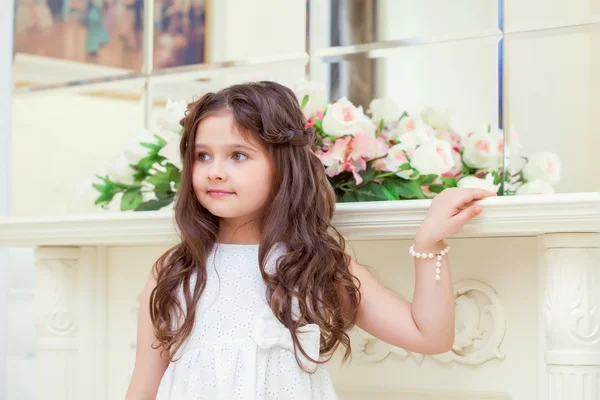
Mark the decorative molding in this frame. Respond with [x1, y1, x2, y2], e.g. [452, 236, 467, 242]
[353, 280, 505, 366]
[0, 193, 599, 247]
[541, 233, 600, 400]
[542, 233, 600, 365]
[35, 247, 80, 346]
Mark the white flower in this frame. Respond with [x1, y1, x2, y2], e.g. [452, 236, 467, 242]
[123, 128, 155, 165]
[389, 116, 433, 144]
[141, 182, 158, 202]
[457, 174, 500, 192]
[462, 130, 503, 170]
[158, 99, 188, 133]
[321, 97, 376, 138]
[409, 137, 454, 176]
[385, 144, 413, 179]
[369, 97, 400, 124]
[522, 152, 561, 185]
[421, 107, 451, 131]
[107, 153, 136, 184]
[158, 132, 182, 169]
[398, 125, 432, 155]
[293, 81, 328, 119]
[516, 180, 556, 195]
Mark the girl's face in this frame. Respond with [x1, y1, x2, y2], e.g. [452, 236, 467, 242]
[192, 112, 274, 227]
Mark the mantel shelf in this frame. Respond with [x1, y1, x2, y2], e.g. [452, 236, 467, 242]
[0, 192, 598, 247]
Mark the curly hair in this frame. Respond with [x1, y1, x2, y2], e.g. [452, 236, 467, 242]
[149, 81, 361, 372]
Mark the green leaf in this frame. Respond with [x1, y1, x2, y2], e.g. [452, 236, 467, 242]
[398, 163, 412, 171]
[441, 177, 458, 188]
[429, 184, 445, 194]
[135, 198, 174, 211]
[417, 174, 438, 185]
[121, 190, 143, 211]
[355, 182, 389, 202]
[394, 179, 425, 199]
[337, 191, 358, 203]
[313, 119, 323, 133]
[382, 182, 399, 200]
[301, 95, 309, 109]
[398, 111, 409, 121]
[155, 190, 175, 201]
[379, 119, 385, 131]
[357, 168, 376, 186]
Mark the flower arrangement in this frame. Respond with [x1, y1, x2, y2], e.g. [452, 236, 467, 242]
[92, 83, 561, 211]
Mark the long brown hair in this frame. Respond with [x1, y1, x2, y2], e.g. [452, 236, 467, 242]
[149, 81, 361, 371]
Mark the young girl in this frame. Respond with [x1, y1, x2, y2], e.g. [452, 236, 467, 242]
[125, 81, 496, 399]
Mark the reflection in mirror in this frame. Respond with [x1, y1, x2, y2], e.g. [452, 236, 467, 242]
[505, 25, 600, 194]
[314, 39, 501, 133]
[13, 0, 146, 87]
[310, 0, 498, 52]
[148, 57, 309, 131]
[154, 0, 308, 69]
[153, 0, 208, 69]
[504, 0, 600, 33]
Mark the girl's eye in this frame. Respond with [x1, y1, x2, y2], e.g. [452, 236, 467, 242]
[197, 152, 211, 162]
[232, 152, 249, 161]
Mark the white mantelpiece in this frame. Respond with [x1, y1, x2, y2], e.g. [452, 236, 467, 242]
[1, 192, 599, 400]
[1, 193, 599, 246]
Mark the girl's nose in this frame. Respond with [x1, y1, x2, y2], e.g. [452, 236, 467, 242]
[207, 161, 227, 181]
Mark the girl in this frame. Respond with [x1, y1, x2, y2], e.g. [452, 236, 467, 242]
[126, 81, 496, 399]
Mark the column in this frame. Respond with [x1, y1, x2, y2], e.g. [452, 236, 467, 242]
[35, 246, 108, 400]
[542, 233, 600, 400]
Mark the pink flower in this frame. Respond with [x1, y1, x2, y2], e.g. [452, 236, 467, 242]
[305, 117, 315, 129]
[441, 150, 464, 178]
[437, 131, 462, 152]
[316, 110, 324, 120]
[349, 132, 389, 161]
[315, 136, 367, 184]
[372, 159, 389, 171]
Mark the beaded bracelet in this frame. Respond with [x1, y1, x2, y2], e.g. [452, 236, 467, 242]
[409, 244, 450, 283]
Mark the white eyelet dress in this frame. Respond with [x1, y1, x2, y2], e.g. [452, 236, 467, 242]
[155, 243, 339, 400]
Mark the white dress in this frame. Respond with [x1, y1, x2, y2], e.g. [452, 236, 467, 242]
[156, 243, 339, 400]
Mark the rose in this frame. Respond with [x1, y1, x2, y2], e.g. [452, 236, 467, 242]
[385, 143, 413, 179]
[462, 130, 503, 170]
[158, 99, 188, 133]
[398, 125, 432, 155]
[107, 153, 136, 184]
[522, 152, 561, 184]
[436, 130, 462, 152]
[516, 180, 556, 195]
[294, 81, 328, 119]
[369, 97, 400, 125]
[457, 174, 500, 192]
[421, 107, 451, 131]
[322, 97, 376, 138]
[442, 150, 464, 178]
[158, 132, 182, 169]
[350, 132, 389, 160]
[409, 137, 454, 176]
[315, 136, 366, 184]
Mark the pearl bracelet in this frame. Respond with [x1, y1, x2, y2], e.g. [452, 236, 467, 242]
[409, 244, 450, 283]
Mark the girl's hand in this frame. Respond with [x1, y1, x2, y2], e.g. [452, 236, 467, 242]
[416, 187, 497, 246]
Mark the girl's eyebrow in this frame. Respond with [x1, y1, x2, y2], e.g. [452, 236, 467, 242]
[194, 143, 258, 152]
